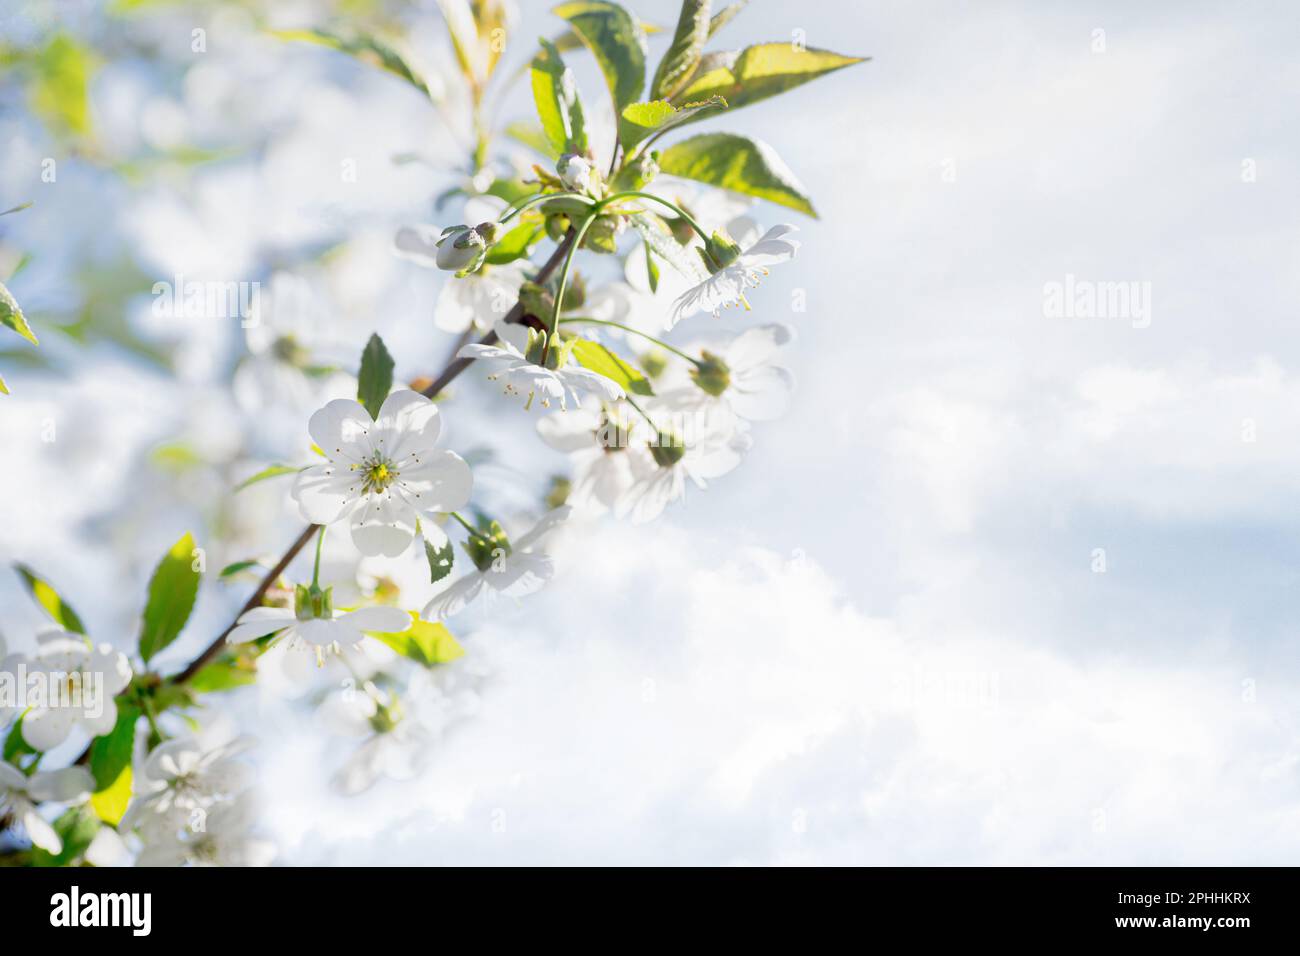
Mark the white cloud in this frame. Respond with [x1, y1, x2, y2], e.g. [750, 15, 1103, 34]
[260, 521, 1300, 865]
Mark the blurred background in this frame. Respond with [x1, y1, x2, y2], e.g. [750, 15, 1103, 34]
[3, 0, 1300, 864]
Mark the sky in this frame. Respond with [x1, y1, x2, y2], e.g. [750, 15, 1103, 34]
[3, 0, 1300, 864]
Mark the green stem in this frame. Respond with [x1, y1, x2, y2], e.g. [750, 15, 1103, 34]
[560, 317, 701, 366]
[311, 525, 326, 588]
[499, 191, 594, 226]
[622, 395, 658, 429]
[551, 212, 599, 342]
[142, 697, 166, 745]
[447, 511, 480, 537]
[601, 191, 711, 244]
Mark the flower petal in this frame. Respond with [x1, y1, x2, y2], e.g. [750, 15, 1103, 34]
[423, 574, 485, 620]
[227, 607, 296, 645]
[339, 606, 412, 634]
[292, 463, 356, 525]
[394, 450, 473, 514]
[350, 494, 419, 557]
[21, 706, 76, 751]
[308, 399, 374, 464]
[26, 766, 94, 802]
[372, 389, 441, 459]
[393, 224, 443, 268]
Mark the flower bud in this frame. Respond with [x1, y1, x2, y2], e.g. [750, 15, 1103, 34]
[703, 230, 743, 272]
[294, 583, 334, 621]
[435, 221, 499, 275]
[650, 430, 687, 467]
[557, 153, 594, 192]
[689, 350, 732, 396]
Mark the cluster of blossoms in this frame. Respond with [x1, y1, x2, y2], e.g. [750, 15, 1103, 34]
[1, 0, 861, 866]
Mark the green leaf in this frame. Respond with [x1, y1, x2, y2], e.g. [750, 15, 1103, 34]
[531, 38, 588, 155]
[189, 653, 258, 693]
[0, 371, 7, 395]
[14, 564, 86, 634]
[552, 1, 647, 116]
[650, 0, 710, 101]
[235, 463, 303, 492]
[658, 132, 816, 217]
[424, 535, 455, 584]
[138, 532, 201, 663]
[618, 95, 726, 151]
[571, 338, 654, 396]
[218, 559, 263, 579]
[31, 806, 99, 867]
[271, 28, 438, 101]
[357, 333, 395, 420]
[89, 706, 138, 826]
[368, 611, 464, 668]
[485, 216, 545, 265]
[438, 0, 483, 85]
[0, 202, 33, 217]
[673, 43, 865, 117]
[707, 0, 748, 38]
[504, 120, 558, 159]
[28, 34, 95, 140]
[0, 282, 37, 346]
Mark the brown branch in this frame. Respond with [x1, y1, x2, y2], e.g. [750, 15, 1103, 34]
[169, 229, 578, 690]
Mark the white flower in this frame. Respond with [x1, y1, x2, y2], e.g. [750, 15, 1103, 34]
[617, 411, 752, 524]
[292, 390, 473, 557]
[670, 223, 800, 327]
[134, 792, 274, 867]
[558, 153, 594, 192]
[120, 736, 254, 832]
[227, 603, 410, 653]
[16, 632, 132, 752]
[658, 324, 795, 421]
[435, 260, 527, 334]
[459, 320, 624, 411]
[424, 507, 571, 619]
[398, 196, 525, 334]
[394, 220, 500, 275]
[318, 669, 481, 795]
[0, 760, 93, 854]
[537, 402, 642, 515]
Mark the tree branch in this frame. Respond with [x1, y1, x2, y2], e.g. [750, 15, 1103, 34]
[171, 230, 578, 689]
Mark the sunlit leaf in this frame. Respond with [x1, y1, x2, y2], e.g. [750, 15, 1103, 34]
[531, 38, 588, 155]
[618, 95, 726, 151]
[89, 706, 138, 826]
[658, 132, 816, 217]
[271, 28, 439, 101]
[707, 0, 748, 38]
[138, 532, 201, 663]
[552, 1, 647, 116]
[15, 564, 86, 634]
[28, 34, 96, 140]
[235, 463, 303, 493]
[368, 611, 464, 668]
[571, 338, 654, 396]
[673, 43, 865, 118]
[650, 0, 710, 101]
[0, 282, 37, 346]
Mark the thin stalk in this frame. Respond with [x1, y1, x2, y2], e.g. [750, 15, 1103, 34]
[559, 317, 701, 366]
